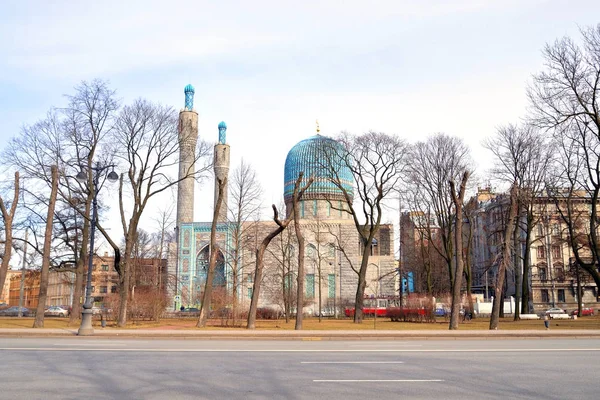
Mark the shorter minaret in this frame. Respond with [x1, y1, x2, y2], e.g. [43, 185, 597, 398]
[176, 84, 199, 228]
[214, 121, 230, 222]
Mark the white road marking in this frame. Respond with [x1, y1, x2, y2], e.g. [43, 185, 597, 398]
[52, 343, 128, 346]
[0, 348, 599, 352]
[314, 379, 444, 382]
[301, 361, 404, 364]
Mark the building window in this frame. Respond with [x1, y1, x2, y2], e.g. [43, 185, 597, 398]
[537, 246, 546, 260]
[558, 289, 565, 303]
[111, 286, 117, 293]
[552, 246, 561, 260]
[247, 287, 253, 299]
[101, 264, 109, 271]
[339, 200, 342, 217]
[91, 286, 95, 293]
[313, 199, 317, 216]
[247, 273, 253, 283]
[328, 274, 335, 299]
[328, 243, 336, 258]
[538, 267, 547, 282]
[555, 266, 564, 282]
[306, 274, 315, 298]
[537, 224, 544, 237]
[307, 244, 316, 258]
[301, 201, 305, 218]
[100, 286, 108, 294]
[541, 289, 549, 303]
[552, 224, 560, 236]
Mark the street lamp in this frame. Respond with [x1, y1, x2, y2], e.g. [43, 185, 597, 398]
[76, 162, 118, 336]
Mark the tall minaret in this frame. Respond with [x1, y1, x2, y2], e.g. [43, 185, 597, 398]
[176, 84, 199, 228]
[214, 121, 230, 222]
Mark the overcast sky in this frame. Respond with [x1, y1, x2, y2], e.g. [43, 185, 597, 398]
[1, 0, 599, 238]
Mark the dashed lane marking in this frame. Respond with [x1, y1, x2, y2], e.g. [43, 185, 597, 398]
[314, 379, 444, 383]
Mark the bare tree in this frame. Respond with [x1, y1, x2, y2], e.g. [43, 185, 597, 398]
[321, 131, 408, 323]
[97, 99, 212, 327]
[528, 24, 600, 288]
[247, 173, 314, 329]
[483, 124, 552, 317]
[449, 171, 470, 330]
[3, 80, 118, 322]
[227, 160, 263, 324]
[408, 134, 472, 295]
[0, 172, 19, 301]
[490, 186, 519, 330]
[33, 166, 59, 328]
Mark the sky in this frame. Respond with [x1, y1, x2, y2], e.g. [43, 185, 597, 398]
[1, 0, 599, 244]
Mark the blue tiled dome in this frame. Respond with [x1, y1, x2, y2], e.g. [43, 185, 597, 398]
[284, 135, 354, 203]
[218, 121, 227, 130]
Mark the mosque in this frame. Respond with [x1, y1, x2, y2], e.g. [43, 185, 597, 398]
[168, 85, 397, 316]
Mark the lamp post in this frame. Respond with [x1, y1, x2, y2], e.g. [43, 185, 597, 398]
[77, 162, 118, 336]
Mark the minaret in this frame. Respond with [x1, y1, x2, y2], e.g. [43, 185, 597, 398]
[176, 84, 199, 228]
[214, 121, 230, 222]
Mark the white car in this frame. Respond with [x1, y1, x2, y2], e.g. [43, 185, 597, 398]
[545, 308, 566, 318]
[44, 306, 69, 317]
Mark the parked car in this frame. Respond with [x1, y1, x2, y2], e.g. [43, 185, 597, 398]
[544, 307, 566, 315]
[0, 306, 30, 317]
[45, 306, 69, 317]
[571, 308, 595, 316]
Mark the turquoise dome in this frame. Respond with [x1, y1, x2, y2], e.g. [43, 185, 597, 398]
[184, 84, 195, 94]
[284, 135, 354, 203]
[218, 121, 227, 130]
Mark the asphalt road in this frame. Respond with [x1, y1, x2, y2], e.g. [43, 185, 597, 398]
[0, 338, 598, 400]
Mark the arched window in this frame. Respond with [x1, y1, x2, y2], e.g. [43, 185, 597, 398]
[306, 243, 317, 259]
[196, 246, 226, 287]
[328, 243, 336, 258]
[538, 264, 547, 282]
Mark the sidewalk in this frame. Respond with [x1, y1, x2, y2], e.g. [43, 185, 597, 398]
[1, 328, 599, 339]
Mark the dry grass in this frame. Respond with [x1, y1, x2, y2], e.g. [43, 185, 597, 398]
[1, 315, 599, 330]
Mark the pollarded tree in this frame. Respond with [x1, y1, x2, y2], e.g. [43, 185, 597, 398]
[320, 131, 408, 323]
[247, 173, 314, 329]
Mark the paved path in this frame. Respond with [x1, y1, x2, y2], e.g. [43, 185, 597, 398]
[1, 327, 599, 339]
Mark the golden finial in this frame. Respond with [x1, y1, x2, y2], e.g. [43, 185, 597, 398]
[316, 119, 320, 133]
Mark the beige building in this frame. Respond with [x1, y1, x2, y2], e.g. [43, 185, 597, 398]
[470, 188, 600, 312]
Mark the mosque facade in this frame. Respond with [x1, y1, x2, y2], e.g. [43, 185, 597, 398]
[168, 85, 397, 315]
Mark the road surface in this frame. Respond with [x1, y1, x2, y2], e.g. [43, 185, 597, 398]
[0, 338, 597, 399]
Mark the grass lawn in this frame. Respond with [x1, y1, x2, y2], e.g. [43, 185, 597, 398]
[1, 315, 599, 330]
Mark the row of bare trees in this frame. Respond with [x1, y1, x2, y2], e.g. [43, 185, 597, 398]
[0, 80, 211, 327]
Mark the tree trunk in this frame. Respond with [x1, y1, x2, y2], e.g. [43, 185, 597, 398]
[34, 166, 58, 328]
[490, 186, 518, 330]
[521, 218, 533, 314]
[293, 202, 305, 330]
[513, 208, 522, 321]
[353, 242, 373, 323]
[0, 172, 19, 301]
[449, 171, 469, 330]
[197, 178, 226, 327]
